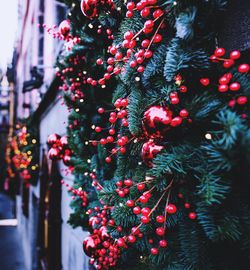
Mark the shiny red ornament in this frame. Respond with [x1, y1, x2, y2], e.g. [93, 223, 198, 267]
[48, 147, 60, 160]
[80, 0, 98, 19]
[143, 106, 173, 138]
[47, 133, 61, 146]
[141, 140, 164, 167]
[83, 234, 101, 257]
[58, 20, 70, 36]
[63, 154, 71, 166]
[60, 136, 68, 148]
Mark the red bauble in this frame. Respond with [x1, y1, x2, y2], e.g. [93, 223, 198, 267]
[63, 154, 71, 166]
[83, 234, 101, 257]
[60, 136, 68, 148]
[99, 226, 109, 240]
[81, 0, 98, 19]
[141, 140, 164, 167]
[47, 133, 61, 146]
[143, 106, 173, 138]
[48, 147, 60, 160]
[58, 20, 70, 36]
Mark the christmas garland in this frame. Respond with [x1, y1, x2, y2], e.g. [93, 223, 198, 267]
[6, 124, 39, 186]
[47, 0, 250, 269]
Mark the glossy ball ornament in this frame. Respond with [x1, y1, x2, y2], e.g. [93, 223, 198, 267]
[80, 0, 98, 19]
[83, 234, 101, 257]
[48, 147, 60, 160]
[63, 154, 71, 166]
[60, 136, 68, 148]
[47, 133, 61, 146]
[142, 106, 173, 138]
[141, 140, 164, 167]
[58, 20, 70, 37]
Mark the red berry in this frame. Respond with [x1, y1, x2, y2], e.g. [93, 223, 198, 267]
[126, 11, 133, 18]
[130, 60, 137, 68]
[184, 203, 190, 209]
[107, 57, 115, 65]
[114, 67, 121, 75]
[136, 2, 144, 10]
[218, 84, 229, 92]
[98, 107, 105, 114]
[141, 215, 150, 224]
[137, 183, 145, 191]
[100, 138, 107, 145]
[127, 2, 135, 10]
[171, 97, 179, 105]
[96, 58, 103, 65]
[105, 157, 111, 163]
[151, 248, 158, 255]
[156, 227, 165, 236]
[141, 207, 151, 216]
[117, 226, 122, 232]
[141, 7, 150, 17]
[116, 181, 123, 187]
[104, 73, 111, 80]
[189, 212, 197, 220]
[144, 50, 153, 58]
[228, 99, 236, 107]
[110, 46, 117, 55]
[180, 85, 187, 93]
[141, 39, 150, 48]
[124, 179, 133, 186]
[219, 76, 230, 85]
[214, 47, 225, 57]
[133, 206, 141, 215]
[237, 96, 248, 105]
[124, 31, 134, 40]
[167, 204, 177, 214]
[126, 200, 135, 207]
[230, 50, 241, 60]
[229, 82, 240, 91]
[95, 126, 102, 132]
[159, 240, 168, 248]
[117, 238, 125, 247]
[140, 195, 148, 203]
[153, 9, 164, 18]
[137, 66, 144, 73]
[128, 235, 136, 243]
[179, 109, 189, 118]
[153, 34, 162, 43]
[223, 59, 234, 68]
[118, 190, 125, 197]
[156, 215, 165, 223]
[170, 117, 182, 127]
[144, 20, 154, 29]
[115, 52, 123, 60]
[238, 64, 250, 73]
[200, 78, 210, 86]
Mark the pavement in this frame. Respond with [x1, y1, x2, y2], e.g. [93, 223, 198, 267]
[0, 192, 25, 270]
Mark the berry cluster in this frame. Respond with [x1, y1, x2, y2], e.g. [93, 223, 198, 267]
[92, 98, 131, 163]
[86, 0, 166, 87]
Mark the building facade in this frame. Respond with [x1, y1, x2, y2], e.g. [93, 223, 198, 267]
[14, 1, 89, 269]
